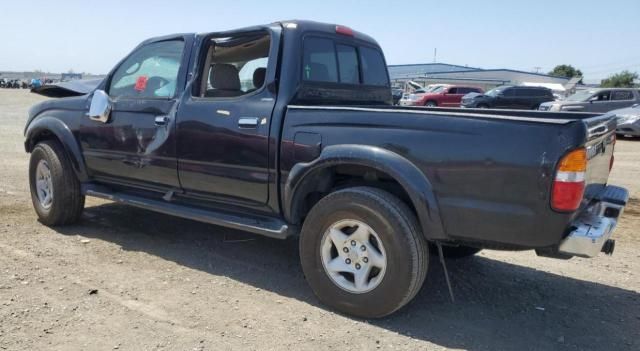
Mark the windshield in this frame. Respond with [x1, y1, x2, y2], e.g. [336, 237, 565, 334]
[431, 86, 445, 93]
[565, 90, 596, 102]
[485, 87, 504, 97]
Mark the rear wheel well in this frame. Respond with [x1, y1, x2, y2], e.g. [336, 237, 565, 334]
[292, 165, 418, 227]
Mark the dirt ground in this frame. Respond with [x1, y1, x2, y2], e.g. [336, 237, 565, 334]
[0, 89, 638, 351]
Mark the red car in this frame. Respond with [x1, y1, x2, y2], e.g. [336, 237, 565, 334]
[412, 85, 484, 107]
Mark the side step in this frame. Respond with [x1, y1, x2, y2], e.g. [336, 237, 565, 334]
[83, 186, 293, 239]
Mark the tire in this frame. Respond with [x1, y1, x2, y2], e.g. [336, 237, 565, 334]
[299, 186, 428, 318]
[477, 104, 489, 109]
[425, 101, 437, 107]
[434, 244, 482, 259]
[29, 140, 85, 226]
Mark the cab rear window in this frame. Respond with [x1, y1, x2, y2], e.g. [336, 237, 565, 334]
[302, 37, 389, 87]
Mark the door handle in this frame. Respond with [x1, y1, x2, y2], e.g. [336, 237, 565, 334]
[238, 117, 259, 129]
[155, 115, 169, 126]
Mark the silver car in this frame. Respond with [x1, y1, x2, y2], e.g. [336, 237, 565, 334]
[610, 103, 640, 137]
[539, 88, 640, 113]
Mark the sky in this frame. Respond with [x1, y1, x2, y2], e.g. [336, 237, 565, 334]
[1, 0, 638, 83]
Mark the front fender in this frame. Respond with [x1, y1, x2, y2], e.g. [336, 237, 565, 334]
[24, 116, 89, 182]
[284, 144, 446, 240]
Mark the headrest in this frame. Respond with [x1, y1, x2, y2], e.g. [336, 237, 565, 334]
[253, 67, 267, 89]
[209, 64, 240, 91]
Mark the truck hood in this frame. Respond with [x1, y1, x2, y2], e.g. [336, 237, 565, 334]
[30, 79, 102, 98]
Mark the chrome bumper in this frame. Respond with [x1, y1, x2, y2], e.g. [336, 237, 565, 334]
[558, 186, 628, 258]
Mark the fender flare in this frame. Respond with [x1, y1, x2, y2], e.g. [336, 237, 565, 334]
[283, 144, 446, 240]
[24, 116, 89, 182]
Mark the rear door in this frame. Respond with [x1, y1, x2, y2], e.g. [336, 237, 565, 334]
[80, 38, 188, 190]
[175, 30, 278, 208]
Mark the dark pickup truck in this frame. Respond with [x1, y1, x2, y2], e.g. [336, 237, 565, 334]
[25, 20, 628, 318]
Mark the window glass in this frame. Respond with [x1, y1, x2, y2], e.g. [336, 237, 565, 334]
[612, 90, 634, 101]
[359, 46, 389, 86]
[109, 40, 184, 98]
[336, 44, 359, 84]
[302, 38, 338, 83]
[503, 88, 515, 97]
[448, 88, 458, 94]
[592, 91, 611, 101]
[515, 89, 531, 97]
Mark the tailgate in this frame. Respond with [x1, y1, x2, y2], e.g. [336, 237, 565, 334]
[582, 114, 617, 202]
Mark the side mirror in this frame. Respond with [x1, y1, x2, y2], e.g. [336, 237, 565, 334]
[89, 90, 111, 123]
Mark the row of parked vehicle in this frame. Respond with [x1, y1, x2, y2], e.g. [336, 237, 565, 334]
[393, 84, 640, 137]
[0, 78, 49, 89]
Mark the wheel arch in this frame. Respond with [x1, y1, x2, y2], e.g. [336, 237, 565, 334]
[24, 116, 89, 182]
[283, 144, 446, 240]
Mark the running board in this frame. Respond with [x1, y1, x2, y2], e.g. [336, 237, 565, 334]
[83, 186, 292, 239]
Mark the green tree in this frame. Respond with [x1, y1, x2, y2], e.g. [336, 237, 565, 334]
[548, 64, 583, 79]
[600, 70, 639, 88]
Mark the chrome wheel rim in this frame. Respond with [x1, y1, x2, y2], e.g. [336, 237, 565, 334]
[35, 160, 53, 209]
[320, 219, 387, 294]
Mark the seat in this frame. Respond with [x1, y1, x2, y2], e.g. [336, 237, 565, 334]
[205, 64, 243, 98]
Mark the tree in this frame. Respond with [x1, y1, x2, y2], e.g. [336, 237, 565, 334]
[600, 70, 638, 88]
[548, 64, 583, 79]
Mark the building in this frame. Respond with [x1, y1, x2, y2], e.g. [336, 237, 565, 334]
[388, 63, 571, 95]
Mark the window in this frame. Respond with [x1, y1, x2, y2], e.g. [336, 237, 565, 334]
[515, 89, 532, 97]
[200, 34, 271, 98]
[447, 88, 458, 94]
[109, 40, 184, 99]
[359, 46, 389, 86]
[612, 90, 634, 101]
[591, 91, 611, 101]
[303, 38, 338, 83]
[336, 44, 359, 84]
[503, 88, 515, 97]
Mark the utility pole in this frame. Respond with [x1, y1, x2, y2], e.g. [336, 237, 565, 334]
[533, 66, 542, 73]
[433, 48, 437, 63]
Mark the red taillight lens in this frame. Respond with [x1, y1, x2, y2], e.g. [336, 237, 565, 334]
[335, 25, 354, 36]
[551, 148, 587, 212]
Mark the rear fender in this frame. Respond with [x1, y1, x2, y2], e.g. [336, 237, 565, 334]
[24, 116, 89, 182]
[284, 144, 446, 240]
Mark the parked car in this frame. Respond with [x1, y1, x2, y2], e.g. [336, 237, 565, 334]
[610, 103, 640, 137]
[24, 20, 627, 318]
[410, 85, 483, 107]
[461, 85, 554, 109]
[399, 84, 452, 106]
[539, 88, 640, 113]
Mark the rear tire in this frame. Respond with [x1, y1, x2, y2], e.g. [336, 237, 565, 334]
[29, 140, 85, 226]
[299, 187, 428, 318]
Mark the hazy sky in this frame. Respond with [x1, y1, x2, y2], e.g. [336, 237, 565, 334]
[2, 0, 638, 83]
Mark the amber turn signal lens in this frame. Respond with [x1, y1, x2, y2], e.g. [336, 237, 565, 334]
[558, 148, 587, 172]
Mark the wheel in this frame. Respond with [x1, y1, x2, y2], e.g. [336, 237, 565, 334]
[299, 186, 428, 318]
[433, 244, 482, 259]
[425, 101, 437, 107]
[477, 104, 489, 109]
[29, 140, 85, 226]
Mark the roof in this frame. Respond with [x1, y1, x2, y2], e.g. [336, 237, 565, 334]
[388, 63, 571, 82]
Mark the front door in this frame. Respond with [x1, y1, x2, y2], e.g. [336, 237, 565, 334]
[80, 39, 187, 190]
[176, 32, 277, 208]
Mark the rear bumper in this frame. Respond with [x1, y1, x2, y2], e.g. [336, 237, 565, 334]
[556, 185, 628, 258]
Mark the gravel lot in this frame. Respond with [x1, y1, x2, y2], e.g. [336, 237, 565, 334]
[1, 89, 638, 351]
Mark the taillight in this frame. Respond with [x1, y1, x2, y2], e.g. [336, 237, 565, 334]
[551, 148, 587, 212]
[609, 134, 616, 171]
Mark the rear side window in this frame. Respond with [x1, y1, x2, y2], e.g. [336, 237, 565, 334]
[359, 47, 389, 86]
[503, 88, 515, 97]
[448, 88, 458, 94]
[515, 88, 531, 97]
[302, 38, 338, 82]
[612, 90, 634, 101]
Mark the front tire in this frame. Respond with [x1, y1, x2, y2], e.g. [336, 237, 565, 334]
[29, 140, 85, 226]
[299, 187, 428, 318]
[425, 101, 437, 107]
